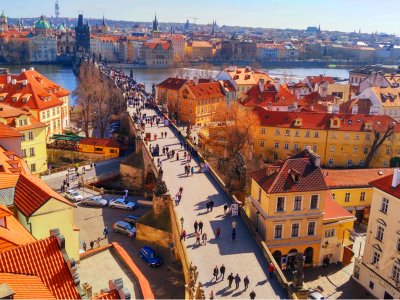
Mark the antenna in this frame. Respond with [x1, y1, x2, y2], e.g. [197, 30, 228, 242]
[55, 0, 60, 19]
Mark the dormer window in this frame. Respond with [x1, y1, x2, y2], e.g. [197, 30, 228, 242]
[294, 118, 303, 127]
[329, 117, 341, 129]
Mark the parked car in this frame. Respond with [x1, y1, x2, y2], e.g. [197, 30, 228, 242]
[81, 195, 107, 207]
[109, 198, 136, 210]
[124, 215, 139, 225]
[64, 190, 83, 202]
[139, 246, 162, 267]
[308, 291, 326, 300]
[112, 221, 136, 237]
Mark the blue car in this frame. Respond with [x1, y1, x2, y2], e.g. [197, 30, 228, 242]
[139, 246, 162, 267]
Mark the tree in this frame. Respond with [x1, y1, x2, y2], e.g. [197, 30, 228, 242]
[365, 124, 394, 168]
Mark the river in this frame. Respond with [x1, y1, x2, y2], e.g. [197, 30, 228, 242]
[0, 64, 350, 105]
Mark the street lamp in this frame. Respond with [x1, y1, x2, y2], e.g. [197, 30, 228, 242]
[256, 211, 260, 232]
[180, 217, 184, 231]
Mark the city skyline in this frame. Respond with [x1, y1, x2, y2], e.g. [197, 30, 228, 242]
[2, 0, 400, 35]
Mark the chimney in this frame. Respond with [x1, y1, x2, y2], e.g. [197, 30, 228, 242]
[259, 79, 265, 92]
[6, 76, 11, 84]
[29, 67, 34, 71]
[21, 68, 26, 73]
[11, 79, 16, 85]
[22, 80, 28, 86]
[392, 169, 400, 188]
[352, 104, 358, 115]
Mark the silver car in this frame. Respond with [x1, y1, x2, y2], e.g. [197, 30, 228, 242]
[81, 196, 107, 207]
[64, 190, 83, 202]
[113, 221, 136, 237]
[109, 198, 136, 210]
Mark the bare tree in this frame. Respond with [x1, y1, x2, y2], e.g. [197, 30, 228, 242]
[365, 124, 394, 168]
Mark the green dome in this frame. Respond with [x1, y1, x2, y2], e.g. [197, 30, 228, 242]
[0, 11, 6, 19]
[57, 24, 66, 32]
[35, 16, 51, 29]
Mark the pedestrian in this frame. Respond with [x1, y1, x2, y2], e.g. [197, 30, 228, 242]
[213, 266, 219, 280]
[234, 274, 241, 289]
[198, 221, 203, 233]
[176, 153, 179, 160]
[177, 193, 182, 203]
[250, 290, 256, 300]
[232, 220, 237, 230]
[268, 262, 275, 278]
[228, 273, 234, 288]
[209, 290, 214, 300]
[210, 200, 214, 211]
[179, 187, 183, 195]
[206, 201, 210, 212]
[175, 194, 179, 206]
[181, 229, 186, 241]
[232, 229, 236, 241]
[184, 151, 187, 159]
[216, 227, 221, 239]
[180, 141, 183, 149]
[82, 241, 87, 252]
[191, 166, 194, 176]
[164, 131, 167, 138]
[244, 275, 249, 290]
[90, 240, 94, 250]
[220, 264, 226, 280]
[103, 227, 109, 239]
[196, 232, 201, 245]
[202, 233, 207, 245]
[96, 237, 101, 248]
[194, 221, 198, 233]
[223, 204, 228, 216]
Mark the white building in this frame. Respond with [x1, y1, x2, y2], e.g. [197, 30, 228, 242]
[29, 35, 57, 62]
[90, 36, 120, 62]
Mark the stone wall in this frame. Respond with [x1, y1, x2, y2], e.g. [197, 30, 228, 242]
[135, 222, 172, 248]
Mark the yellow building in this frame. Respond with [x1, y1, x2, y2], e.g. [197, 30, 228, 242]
[252, 107, 400, 168]
[156, 77, 187, 114]
[0, 104, 47, 174]
[353, 170, 400, 299]
[324, 168, 394, 225]
[78, 137, 120, 157]
[186, 41, 214, 59]
[246, 149, 355, 268]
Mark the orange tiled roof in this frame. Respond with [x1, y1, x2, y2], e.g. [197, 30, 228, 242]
[370, 173, 400, 199]
[0, 147, 29, 174]
[157, 77, 187, 90]
[186, 81, 224, 100]
[0, 122, 21, 138]
[0, 205, 36, 253]
[14, 173, 74, 217]
[324, 197, 355, 221]
[143, 41, 171, 50]
[0, 273, 56, 299]
[0, 104, 47, 131]
[324, 168, 394, 188]
[0, 237, 80, 299]
[79, 137, 120, 148]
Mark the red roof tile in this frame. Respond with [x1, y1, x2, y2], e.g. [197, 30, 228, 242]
[186, 81, 224, 100]
[0, 237, 80, 299]
[324, 197, 355, 221]
[79, 138, 120, 148]
[157, 77, 187, 90]
[370, 173, 400, 199]
[0, 122, 21, 138]
[324, 168, 394, 188]
[0, 273, 56, 299]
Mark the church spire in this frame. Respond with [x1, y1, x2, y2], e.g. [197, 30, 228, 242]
[152, 13, 159, 31]
[102, 15, 106, 26]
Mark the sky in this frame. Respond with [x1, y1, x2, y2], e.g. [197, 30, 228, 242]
[3, 0, 400, 35]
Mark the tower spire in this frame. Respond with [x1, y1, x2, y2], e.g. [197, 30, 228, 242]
[55, 0, 60, 19]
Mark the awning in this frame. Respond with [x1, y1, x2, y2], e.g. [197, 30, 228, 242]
[50, 134, 84, 141]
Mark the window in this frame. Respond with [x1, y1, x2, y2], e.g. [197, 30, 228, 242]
[366, 134, 370, 140]
[41, 112, 45, 120]
[284, 143, 289, 150]
[21, 149, 26, 158]
[276, 197, 285, 212]
[355, 133, 360, 140]
[291, 223, 300, 237]
[310, 195, 319, 209]
[328, 158, 334, 166]
[21, 133, 25, 141]
[344, 133, 349, 139]
[312, 144, 318, 152]
[28, 132, 33, 140]
[332, 193, 335, 200]
[386, 148, 392, 155]
[295, 131, 300, 137]
[353, 147, 358, 154]
[325, 228, 335, 238]
[330, 145, 335, 152]
[275, 129, 280, 135]
[347, 160, 353, 167]
[332, 132, 337, 139]
[274, 224, 283, 239]
[384, 160, 388, 167]
[285, 130, 290, 136]
[274, 141, 279, 149]
[260, 140, 265, 147]
[363, 148, 368, 155]
[372, 251, 381, 265]
[392, 263, 400, 282]
[18, 120, 23, 126]
[360, 192, 366, 201]
[30, 163, 36, 172]
[294, 196, 302, 211]
[307, 222, 316, 236]
[46, 110, 50, 118]
[29, 147, 35, 156]
[380, 197, 389, 214]
[369, 281, 374, 289]
[314, 132, 319, 138]
[261, 128, 266, 134]
[294, 143, 299, 150]
[345, 193, 350, 202]
[376, 225, 384, 241]
[359, 160, 365, 167]
[305, 131, 310, 137]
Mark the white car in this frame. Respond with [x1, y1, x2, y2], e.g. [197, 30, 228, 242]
[81, 195, 107, 207]
[109, 198, 136, 210]
[64, 190, 83, 202]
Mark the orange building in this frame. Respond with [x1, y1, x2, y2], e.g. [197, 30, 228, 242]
[78, 137, 120, 157]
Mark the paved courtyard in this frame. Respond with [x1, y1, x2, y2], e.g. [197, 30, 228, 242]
[132, 107, 286, 299]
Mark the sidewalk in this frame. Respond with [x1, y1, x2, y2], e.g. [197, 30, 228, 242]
[132, 106, 286, 299]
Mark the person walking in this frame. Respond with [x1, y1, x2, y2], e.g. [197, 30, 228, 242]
[181, 229, 186, 241]
[206, 201, 210, 212]
[164, 131, 167, 138]
[213, 266, 219, 281]
[103, 227, 109, 239]
[191, 166, 194, 176]
[174, 194, 179, 206]
[232, 220, 237, 230]
[90, 240, 94, 250]
[82, 241, 87, 252]
[202, 233, 207, 245]
[198, 221, 203, 234]
[179, 187, 183, 195]
[234, 274, 241, 289]
[194, 221, 198, 233]
[210, 200, 214, 212]
[195, 232, 201, 245]
[220, 264, 226, 280]
[209, 290, 214, 300]
[223, 204, 228, 216]
[96, 237, 101, 248]
[243, 276, 249, 290]
[216, 227, 221, 239]
[232, 229, 236, 241]
[250, 290, 256, 300]
[268, 262, 275, 278]
[227, 273, 234, 288]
